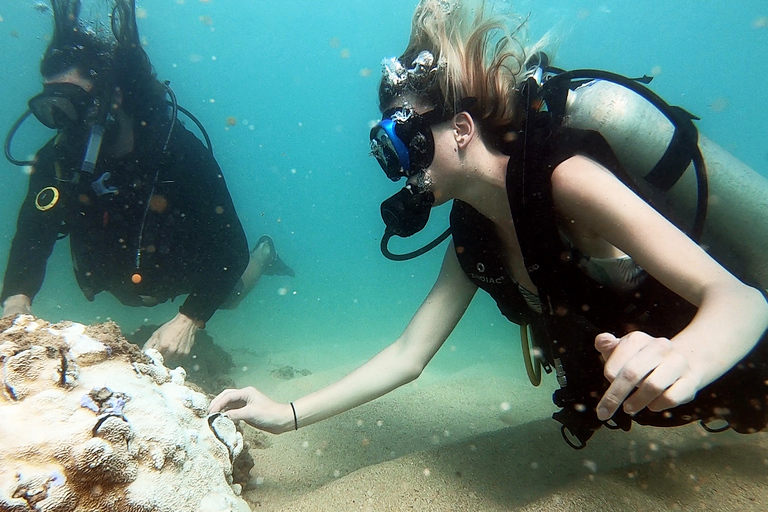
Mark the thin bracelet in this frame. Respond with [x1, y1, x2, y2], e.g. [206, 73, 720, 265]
[290, 402, 299, 431]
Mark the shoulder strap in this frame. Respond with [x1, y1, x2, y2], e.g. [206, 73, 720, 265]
[538, 69, 709, 242]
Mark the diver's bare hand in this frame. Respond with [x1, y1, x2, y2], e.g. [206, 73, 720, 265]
[2, 294, 32, 318]
[209, 387, 294, 434]
[144, 312, 199, 358]
[595, 331, 700, 421]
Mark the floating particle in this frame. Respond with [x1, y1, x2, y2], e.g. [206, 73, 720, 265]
[333, 470, 341, 478]
[149, 194, 168, 213]
[499, 401, 511, 412]
[226, 116, 237, 126]
[199, 15, 213, 26]
[136, 6, 148, 19]
[753, 17, 768, 29]
[340, 48, 351, 59]
[302, 441, 309, 448]
[189, 54, 203, 63]
[10, 30, 19, 38]
[215, 205, 224, 214]
[422, 468, 431, 477]
[709, 97, 729, 113]
[33, 2, 51, 14]
[577, 9, 590, 20]
[329, 37, 341, 48]
[277, 287, 288, 296]
[359, 68, 372, 77]
[582, 459, 598, 472]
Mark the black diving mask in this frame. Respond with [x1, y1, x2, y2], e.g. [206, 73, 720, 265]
[369, 106, 452, 181]
[28, 83, 98, 130]
[26, 82, 115, 175]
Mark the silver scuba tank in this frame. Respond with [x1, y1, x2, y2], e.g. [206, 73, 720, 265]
[561, 79, 768, 292]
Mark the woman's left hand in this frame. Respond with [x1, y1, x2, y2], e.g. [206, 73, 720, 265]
[594, 331, 702, 421]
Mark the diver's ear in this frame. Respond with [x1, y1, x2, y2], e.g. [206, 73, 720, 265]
[453, 112, 475, 149]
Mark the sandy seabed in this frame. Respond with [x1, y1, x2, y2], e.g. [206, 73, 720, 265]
[217, 341, 768, 512]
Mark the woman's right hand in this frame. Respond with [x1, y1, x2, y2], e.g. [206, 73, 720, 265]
[209, 387, 293, 434]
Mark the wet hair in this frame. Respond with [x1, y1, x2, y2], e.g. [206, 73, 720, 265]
[40, 0, 168, 124]
[378, 0, 550, 148]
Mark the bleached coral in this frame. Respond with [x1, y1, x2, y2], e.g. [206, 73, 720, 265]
[0, 315, 250, 512]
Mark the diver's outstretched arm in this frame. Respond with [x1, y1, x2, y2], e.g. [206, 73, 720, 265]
[209, 243, 478, 434]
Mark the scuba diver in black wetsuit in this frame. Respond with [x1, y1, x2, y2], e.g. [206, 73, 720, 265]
[210, 0, 768, 449]
[1, 0, 294, 358]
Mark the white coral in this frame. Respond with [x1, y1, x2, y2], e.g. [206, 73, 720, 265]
[0, 318, 251, 512]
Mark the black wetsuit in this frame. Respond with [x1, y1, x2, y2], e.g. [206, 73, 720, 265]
[1, 118, 249, 325]
[451, 122, 768, 445]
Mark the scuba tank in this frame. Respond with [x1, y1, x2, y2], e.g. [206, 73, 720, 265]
[538, 67, 768, 292]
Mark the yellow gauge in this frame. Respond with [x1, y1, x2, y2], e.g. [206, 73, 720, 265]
[35, 186, 60, 211]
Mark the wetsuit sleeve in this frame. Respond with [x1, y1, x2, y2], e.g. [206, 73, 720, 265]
[172, 130, 249, 325]
[1, 147, 64, 304]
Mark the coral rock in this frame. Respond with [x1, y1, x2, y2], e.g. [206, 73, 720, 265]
[0, 316, 251, 512]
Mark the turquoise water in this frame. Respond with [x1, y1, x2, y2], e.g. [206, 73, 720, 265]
[1, 1, 766, 343]
[1, 1, 767, 364]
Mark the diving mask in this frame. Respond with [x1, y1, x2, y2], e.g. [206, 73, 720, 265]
[28, 83, 99, 130]
[369, 106, 452, 181]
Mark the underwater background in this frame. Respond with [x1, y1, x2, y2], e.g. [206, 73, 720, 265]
[1, 1, 767, 353]
[1, 0, 766, 366]
[1, 3, 767, 507]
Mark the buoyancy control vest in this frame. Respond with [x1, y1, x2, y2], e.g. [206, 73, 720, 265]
[452, 65, 768, 448]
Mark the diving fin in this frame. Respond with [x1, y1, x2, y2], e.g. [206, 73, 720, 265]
[256, 235, 295, 277]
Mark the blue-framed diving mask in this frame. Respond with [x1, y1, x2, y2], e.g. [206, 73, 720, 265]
[369, 106, 452, 182]
[371, 105, 455, 261]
